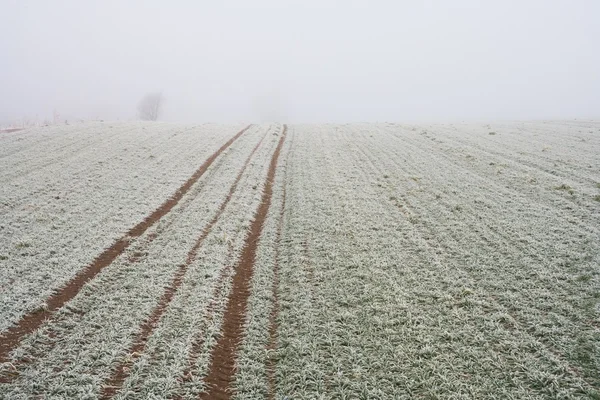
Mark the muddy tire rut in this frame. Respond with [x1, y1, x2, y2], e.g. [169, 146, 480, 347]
[99, 126, 271, 398]
[199, 125, 288, 399]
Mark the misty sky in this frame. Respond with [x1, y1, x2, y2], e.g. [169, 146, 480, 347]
[1, 0, 599, 123]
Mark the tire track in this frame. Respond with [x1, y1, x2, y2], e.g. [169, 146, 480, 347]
[199, 124, 287, 400]
[175, 245, 237, 398]
[0, 128, 251, 384]
[100, 126, 270, 398]
[0, 125, 252, 365]
[265, 137, 291, 400]
[124, 128, 250, 266]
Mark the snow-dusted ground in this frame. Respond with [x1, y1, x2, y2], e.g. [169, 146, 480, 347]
[0, 122, 245, 331]
[1, 121, 599, 399]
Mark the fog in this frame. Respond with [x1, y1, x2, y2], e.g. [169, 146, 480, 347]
[1, 0, 599, 124]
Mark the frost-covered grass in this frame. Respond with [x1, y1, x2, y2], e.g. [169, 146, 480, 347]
[1, 121, 599, 399]
[0, 122, 246, 332]
[0, 124, 271, 398]
[234, 122, 600, 399]
[112, 126, 284, 399]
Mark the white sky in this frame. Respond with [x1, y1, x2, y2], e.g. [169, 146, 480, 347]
[1, 0, 598, 123]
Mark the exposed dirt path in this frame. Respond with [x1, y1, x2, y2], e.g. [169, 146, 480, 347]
[0, 125, 252, 365]
[199, 125, 287, 400]
[100, 126, 269, 398]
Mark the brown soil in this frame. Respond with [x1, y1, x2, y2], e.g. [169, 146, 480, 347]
[200, 125, 287, 400]
[100, 127, 268, 399]
[265, 128, 293, 399]
[0, 125, 251, 366]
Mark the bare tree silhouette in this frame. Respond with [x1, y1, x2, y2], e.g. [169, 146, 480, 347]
[138, 92, 163, 121]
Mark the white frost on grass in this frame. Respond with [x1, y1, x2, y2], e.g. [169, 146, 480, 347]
[237, 122, 599, 399]
[114, 125, 283, 399]
[0, 125, 267, 398]
[1, 121, 599, 399]
[0, 122, 246, 332]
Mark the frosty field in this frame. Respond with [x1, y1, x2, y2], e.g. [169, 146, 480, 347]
[0, 121, 599, 399]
